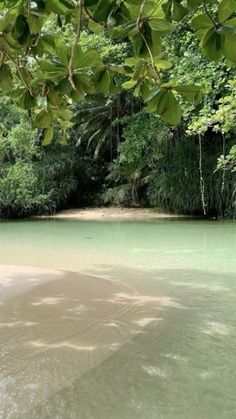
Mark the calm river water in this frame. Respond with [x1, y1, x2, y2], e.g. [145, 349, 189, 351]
[0, 219, 235, 418]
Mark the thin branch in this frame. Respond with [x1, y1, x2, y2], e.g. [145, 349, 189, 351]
[31, 33, 41, 47]
[141, 34, 162, 83]
[136, 0, 146, 33]
[136, 0, 162, 83]
[148, 0, 165, 19]
[4, 49, 33, 95]
[83, 5, 100, 24]
[203, 0, 217, 29]
[68, 0, 84, 90]
[0, 50, 4, 66]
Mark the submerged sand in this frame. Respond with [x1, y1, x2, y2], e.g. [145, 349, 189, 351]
[0, 264, 169, 417]
[38, 207, 185, 221]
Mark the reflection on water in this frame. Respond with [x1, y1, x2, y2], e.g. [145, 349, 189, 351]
[0, 219, 236, 418]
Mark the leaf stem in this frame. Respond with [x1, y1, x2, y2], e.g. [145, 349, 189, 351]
[4, 49, 33, 95]
[203, 0, 217, 29]
[68, 0, 84, 90]
[141, 34, 162, 83]
[137, 0, 162, 84]
[83, 5, 100, 24]
[136, 0, 146, 33]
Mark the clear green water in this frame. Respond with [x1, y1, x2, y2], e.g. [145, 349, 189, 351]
[0, 219, 236, 418]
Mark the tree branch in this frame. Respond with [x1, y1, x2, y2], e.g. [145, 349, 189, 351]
[141, 34, 162, 83]
[4, 49, 33, 95]
[203, 0, 217, 29]
[136, 0, 146, 33]
[68, 0, 84, 90]
[136, 0, 162, 84]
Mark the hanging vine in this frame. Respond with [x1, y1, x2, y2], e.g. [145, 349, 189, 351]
[199, 135, 207, 215]
[221, 133, 226, 194]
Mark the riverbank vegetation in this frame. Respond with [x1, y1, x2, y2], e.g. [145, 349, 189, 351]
[0, 0, 235, 218]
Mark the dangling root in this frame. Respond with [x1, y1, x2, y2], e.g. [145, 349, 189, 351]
[199, 135, 207, 215]
[221, 133, 226, 194]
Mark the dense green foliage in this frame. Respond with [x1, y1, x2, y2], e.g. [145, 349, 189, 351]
[0, 99, 77, 217]
[0, 1, 236, 218]
[0, 97, 107, 217]
[103, 112, 236, 217]
[100, 8, 236, 218]
[1, 0, 236, 138]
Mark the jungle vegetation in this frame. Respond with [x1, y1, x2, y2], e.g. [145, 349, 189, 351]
[0, 0, 235, 218]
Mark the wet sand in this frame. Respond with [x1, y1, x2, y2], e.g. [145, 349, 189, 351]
[37, 207, 185, 221]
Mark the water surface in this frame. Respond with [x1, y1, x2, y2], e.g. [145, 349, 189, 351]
[0, 219, 236, 418]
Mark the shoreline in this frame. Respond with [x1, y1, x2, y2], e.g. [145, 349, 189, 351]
[37, 207, 190, 221]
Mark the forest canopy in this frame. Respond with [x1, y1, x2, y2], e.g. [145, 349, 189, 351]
[0, 0, 236, 218]
[1, 0, 236, 137]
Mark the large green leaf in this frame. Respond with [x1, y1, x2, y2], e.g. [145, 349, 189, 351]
[54, 108, 73, 121]
[73, 47, 103, 69]
[162, 0, 187, 22]
[73, 74, 95, 94]
[39, 61, 67, 79]
[47, 90, 64, 106]
[10, 88, 25, 100]
[46, 0, 73, 14]
[131, 32, 144, 56]
[146, 88, 181, 125]
[27, 15, 44, 34]
[35, 110, 53, 128]
[94, 69, 111, 93]
[55, 38, 69, 65]
[140, 81, 152, 100]
[111, 21, 136, 39]
[154, 59, 172, 69]
[172, 85, 203, 102]
[223, 33, 236, 62]
[191, 14, 213, 30]
[3, 0, 24, 28]
[218, 0, 236, 23]
[137, 24, 162, 57]
[200, 28, 224, 61]
[124, 57, 141, 67]
[88, 20, 103, 33]
[93, 0, 114, 22]
[42, 126, 54, 146]
[150, 30, 162, 56]
[60, 129, 69, 145]
[35, 34, 56, 56]
[18, 90, 36, 110]
[14, 14, 30, 45]
[172, 1, 188, 21]
[148, 18, 173, 34]
[122, 79, 137, 89]
[0, 64, 13, 91]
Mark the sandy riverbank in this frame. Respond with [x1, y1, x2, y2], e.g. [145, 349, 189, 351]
[38, 207, 186, 221]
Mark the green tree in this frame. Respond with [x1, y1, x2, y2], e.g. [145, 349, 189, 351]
[0, 98, 79, 217]
[1, 0, 236, 141]
[104, 111, 236, 217]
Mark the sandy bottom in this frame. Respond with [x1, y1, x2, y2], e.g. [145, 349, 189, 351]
[37, 207, 185, 221]
[0, 265, 167, 417]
